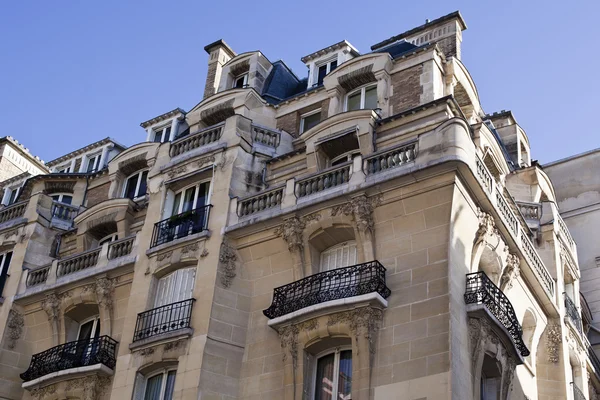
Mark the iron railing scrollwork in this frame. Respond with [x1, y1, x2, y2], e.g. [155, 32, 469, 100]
[20, 335, 117, 382]
[263, 260, 391, 319]
[133, 298, 195, 342]
[565, 295, 584, 337]
[151, 205, 211, 248]
[464, 272, 530, 357]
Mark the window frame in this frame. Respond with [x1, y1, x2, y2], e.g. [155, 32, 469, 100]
[155, 266, 196, 308]
[98, 233, 119, 247]
[56, 165, 72, 174]
[0, 251, 13, 280]
[299, 109, 322, 134]
[85, 153, 102, 173]
[153, 125, 172, 143]
[51, 193, 73, 204]
[5, 186, 20, 205]
[76, 315, 101, 340]
[344, 84, 377, 112]
[319, 241, 357, 272]
[313, 57, 338, 86]
[143, 368, 178, 400]
[123, 169, 149, 200]
[170, 179, 212, 217]
[232, 73, 249, 89]
[312, 346, 353, 400]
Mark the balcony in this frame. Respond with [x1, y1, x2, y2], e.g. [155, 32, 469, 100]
[464, 271, 529, 358]
[20, 335, 117, 383]
[516, 201, 541, 231]
[131, 299, 195, 346]
[50, 201, 78, 230]
[263, 260, 391, 320]
[150, 205, 211, 248]
[565, 295, 584, 337]
[0, 200, 27, 225]
[19, 236, 137, 295]
[170, 123, 224, 157]
[572, 383, 585, 400]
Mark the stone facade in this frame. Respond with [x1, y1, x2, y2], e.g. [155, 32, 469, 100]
[0, 9, 597, 400]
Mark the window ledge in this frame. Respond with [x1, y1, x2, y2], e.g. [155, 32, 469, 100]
[267, 292, 387, 329]
[146, 230, 210, 256]
[129, 327, 193, 352]
[22, 363, 113, 390]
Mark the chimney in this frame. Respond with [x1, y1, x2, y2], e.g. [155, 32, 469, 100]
[203, 39, 236, 99]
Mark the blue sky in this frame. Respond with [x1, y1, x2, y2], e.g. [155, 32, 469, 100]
[1, 1, 598, 164]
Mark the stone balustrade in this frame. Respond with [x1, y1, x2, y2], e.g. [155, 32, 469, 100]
[26, 265, 50, 288]
[251, 125, 280, 148]
[363, 141, 417, 175]
[0, 200, 27, 224]
[517, 201, 541, 220]
[295, 162, 351, 198]
[108, 236, 135, 260]
[170, 123, 224, 157]
[57, 248, 101, 277]
[237, 186, 284, 217]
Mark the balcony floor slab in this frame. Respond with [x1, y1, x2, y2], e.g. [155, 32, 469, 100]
[129, 327, 193, 352]
[22, 363, 113, 390]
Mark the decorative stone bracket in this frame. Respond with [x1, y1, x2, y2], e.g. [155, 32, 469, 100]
[219, 239, 237, 288]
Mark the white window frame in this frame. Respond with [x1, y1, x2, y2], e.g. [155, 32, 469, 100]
[299, 109, 322, 134]
[51, 193, 73, 204]
[155, 267, 196, 307]
[76, 315, 101, 340]
[4, 186, 20, 205]
[344, 84, 377, 111]
[232, 73, 249, 89]
[320, 241, 357, 272]
[56, 165, 71, 173]
[312, 346, 353, 400]
[85, 153, 102, 173]
[122, 170, 149, 200]
[143, 368, 177, 400]
[98, 233, 119, 247]
[313, 57, 338, 86]
[171, 180, 212, 217]
[0, 251, 13, 279]
[153, 125, 172, 143]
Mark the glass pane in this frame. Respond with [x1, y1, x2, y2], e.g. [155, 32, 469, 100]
[364, 86, 377, 109]
[172, 193, 182, 215]
[338, 351, 352, 399]
[329, 60, 337, 72]
[164, 127, 171, 140]
[2, 252, 12, 275]
[138, 171, 149, 197]
[347, 91, 361, 111]
[196, 182, 209, 208]
[302, 112, 321, 133]
[78, 320, 94, 341]
[125, 174, 139, 199]
[51, 195, 60, 201]
[153, 131, 163, 143]
[8, 189, 18, 205]
[164, 371, 177, 400]
[144, 374, 163, 400]
[61, 195, 73, 205]
[182, 187, 196, 212]
[317, 64, 327, 86]
[315, 354, 335, 400]
[235, 75, 246, 88]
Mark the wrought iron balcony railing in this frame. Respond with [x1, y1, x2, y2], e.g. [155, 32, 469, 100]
[572, 382, 585, 400]
[263, 260, 391, 319]
[565, 295, 584, 337]
[464, 272, 530, 357]
[20, 335, 117, 382]
[589, 346, 600, 378]
[133, 298, 195, 342]
[151, 205, 211, 248]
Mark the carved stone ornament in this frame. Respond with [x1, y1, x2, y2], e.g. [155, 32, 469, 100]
[30, 384, 56, 400]
[87, 212, 118, 230]
[44, 181, 76, 195]
[274, 213, 321, 253]
[41, 293, 60, 323]
[182, 243, 199, 255]
[200, 248, 209, 258]
[476, 208, 498, 243]
[219, 239, 237, 288]
[545, 321, 561, 363]
[589, 381, 599, 400]
[157, 251, 172, 262]
[164, 339, 186, 352]
[197, 155, 216, 168]
[500, 253, 521, 291]
[139, 347, 155, 356]
[327, 307, 383, 355]
[6, 309, 24, 349]
[277, 318, 319, 366]
[331, 194, 383, 234]
[216, 153, 233, 171]
[95, 277, 115, 311]
[167, 165, 187, 179]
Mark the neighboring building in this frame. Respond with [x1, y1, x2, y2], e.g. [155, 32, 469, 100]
[0, 10, 597, 400]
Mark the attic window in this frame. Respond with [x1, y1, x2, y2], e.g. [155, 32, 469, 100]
[314, 58, 337, 86]
[233, 73, 249, 89]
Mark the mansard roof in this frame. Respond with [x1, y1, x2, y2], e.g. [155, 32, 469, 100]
[46, 137, 127, 167]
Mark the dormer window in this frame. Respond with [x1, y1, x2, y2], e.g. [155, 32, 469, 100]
[346, 84, 377, 111]
[314, 58, 337, 87]
[153, 126, 171, 143]
[233, 73, 249, 89]
[123, 170, 149, 200]
[86, 153, 102, 173]
[57, 165, 72, 174]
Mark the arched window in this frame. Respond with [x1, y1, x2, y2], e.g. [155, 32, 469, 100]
[136, 367, 177, 400]
[345, 84, 377, 111]
[320, 241, 357, 272]
[314, 347, 352, 400]
[155, 267, 196, 307]
[123, 170, 149, 200]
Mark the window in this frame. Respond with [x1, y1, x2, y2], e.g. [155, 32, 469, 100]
[124, 170, 149, 200]
[346, 85, 377, 111]
[480, 354, 501, 400]
[233, 73, 249, 89]
[98, 233, 119, 247]
[155, 267, 196, 307]
[0, 251, 13, 297]
[171, 182, 210, 216]
[51, 194, 74, 219]
[57, 165, 71, 173]
[4, 187, 20, 205]
[300, 110, 321, 134]
[86, 153, 102, 173]
[314, 59, 338, 86]
[320, 242, 357, 272]
[143, 369, 177, 400]
[330, 151, 360, 167]
[153, 126, 172, 143]
[51, 194, 73, 204]
[314, 348, 352, 400]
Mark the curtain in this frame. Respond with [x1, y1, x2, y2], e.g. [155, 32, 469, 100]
[315, 354, 335, 400]
[338, 350, 352, 399]
[163, 371, 176, 400]
[144, 374, 163, 400]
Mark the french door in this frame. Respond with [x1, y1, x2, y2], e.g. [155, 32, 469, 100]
[75, 316, 101, 364]
[168, 182, 210, 239]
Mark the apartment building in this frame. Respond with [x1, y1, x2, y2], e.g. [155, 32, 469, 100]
[0, 10, 597, 400]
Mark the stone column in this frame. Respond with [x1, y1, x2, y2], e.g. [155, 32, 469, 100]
[169, 118, 179, 141]
[94, 277, 114, 336]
